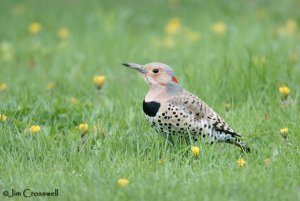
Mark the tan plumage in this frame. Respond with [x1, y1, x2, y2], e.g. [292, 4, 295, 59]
[170, 90, 238, 135]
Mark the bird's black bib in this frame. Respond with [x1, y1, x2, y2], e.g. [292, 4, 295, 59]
[143, 100, 160, 117]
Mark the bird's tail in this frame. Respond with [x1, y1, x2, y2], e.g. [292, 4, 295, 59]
[215, 131, 251, 152]
[233, 138, 251, 152]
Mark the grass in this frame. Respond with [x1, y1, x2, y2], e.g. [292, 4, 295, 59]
[0, 0, 300, 200]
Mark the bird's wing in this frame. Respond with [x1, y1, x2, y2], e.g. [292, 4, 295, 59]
[168, 90, 241, 137]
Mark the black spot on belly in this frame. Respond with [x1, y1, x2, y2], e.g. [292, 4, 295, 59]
[143, 100, 160, 117]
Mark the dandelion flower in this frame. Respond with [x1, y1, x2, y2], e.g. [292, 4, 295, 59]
[93, 75, 106, 90]
[237, 159, 246, 167]
[28, 22, 42, 34]
[0, 83, 8, 92]
[252, 56, 266, 66]
[162, 36, 175, 48]
[288, 51, 297, 63]
[280, 128, 289, 139]
[46, 82, 55, 90]
[169, 0, 179, 6]
[117, 178, 129, 187]
[30, 125, 41, 134]
[184, 28, 200, 42]
[191, 146, 200, 157]
[278, 19, 298, 36]
[0, 114, 7, 122]
[1, 42, 12, 52]
[165, 18, 181, 35]
[159, 159, 165, 165]
[256, 8, 267, 18]
[12, 3, 27, 15]
[93, 125, 98, 131]
[224, 103, 231, 112]
[211, 22, 227, 34]
[1, 42, 14, 62]
[70, 96, 78, 105]
[264, 158, 271, 166]
[79, 123, 89, 133]
[58, 27, 70, 40]
[285, 19, 297, 34]
[279, 85, 290, 99]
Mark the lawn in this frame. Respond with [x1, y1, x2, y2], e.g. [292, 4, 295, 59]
[0, 0, 299, 200]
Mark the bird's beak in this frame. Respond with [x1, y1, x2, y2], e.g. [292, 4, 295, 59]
[122, 63, 147, 74]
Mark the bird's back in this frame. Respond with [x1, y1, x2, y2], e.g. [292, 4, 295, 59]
[143, 89, 250, 151]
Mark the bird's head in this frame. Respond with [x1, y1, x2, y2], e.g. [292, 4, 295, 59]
[122, 62, 178, 87]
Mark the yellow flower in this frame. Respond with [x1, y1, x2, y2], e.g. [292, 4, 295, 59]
[224, 103, 231, 112]
[162, 36, 175, 48]
[70, 96, 78, 105]
[0, 83, 8, 92]
[252, 56, 266, 66]
[211, 22, 227, 34]
[1, 42, 14, 62]
[46, 82, 55, 90]
[58, 27, 70, 40]
[159, 159, 165, 165]
[184, 28, 200, 42]
[278, 19, 298, 36]
[285, 19, 297, 34]
[93, 125, 98, 131]
[279, 85, 290, 99]
[264, 158, 271, 166]
[165, 18, 181, 35]
[117, 178, 129, 187]
[12, 3, 27, 15]
[30, 125, 41, 134]
[79, 123, 89, 133]
[28, 22, 42, 34]
[237, 159, 246, 167]
[191, 146, 200, 157]
[0, 114, 7, 122]
[169, 0, 179, 6]
[93, 75, 106, 89]
[256, 8, 267, 18]
[93, 125, 104, 133]
[280, 128, 289, 139]
[288, 51, 297, 63]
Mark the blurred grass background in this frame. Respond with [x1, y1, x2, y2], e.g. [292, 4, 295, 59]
[0, 0, 299, 200]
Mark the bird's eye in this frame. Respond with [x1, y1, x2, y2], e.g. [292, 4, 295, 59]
[152, 69, 159, 73]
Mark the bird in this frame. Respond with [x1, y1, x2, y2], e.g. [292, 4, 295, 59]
[122, 62, 250, 152]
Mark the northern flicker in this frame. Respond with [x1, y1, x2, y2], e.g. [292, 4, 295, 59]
[123, 62, 250, 152]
